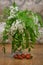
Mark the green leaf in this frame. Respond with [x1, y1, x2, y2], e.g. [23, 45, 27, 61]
[37, 14, 43, 27]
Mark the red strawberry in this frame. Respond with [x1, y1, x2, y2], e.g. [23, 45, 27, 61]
[26, 54, 31, 59]
[17, 55, 23, 59]
[21, 54, 26, 58]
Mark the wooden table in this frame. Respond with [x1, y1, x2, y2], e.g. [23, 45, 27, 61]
[0, 44, 43, 65]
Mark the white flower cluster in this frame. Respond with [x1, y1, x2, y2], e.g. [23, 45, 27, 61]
[8, 6, 19, 19]
[11, 19, 25, 36]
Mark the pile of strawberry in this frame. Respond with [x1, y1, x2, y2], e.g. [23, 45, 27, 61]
[13, 53, 32, 59]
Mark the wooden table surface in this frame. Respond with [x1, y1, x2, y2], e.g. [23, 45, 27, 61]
[0, 44, 43, 65]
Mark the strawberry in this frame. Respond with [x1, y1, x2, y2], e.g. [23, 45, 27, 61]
[26, 54, 31, 59]
[17, 55, 23, 59]
[21, 54, 26, 58]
